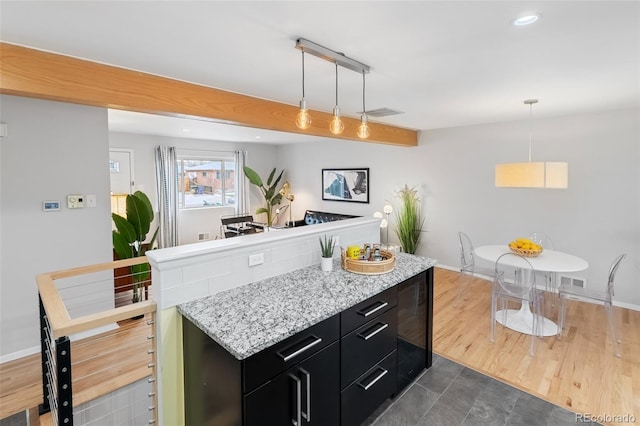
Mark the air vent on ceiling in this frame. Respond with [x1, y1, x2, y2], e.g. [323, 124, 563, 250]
[361, 108, 404, 117]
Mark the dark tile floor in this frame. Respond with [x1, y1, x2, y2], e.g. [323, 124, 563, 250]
[365, 354, 601, 426]
[1, 355, 601, 426]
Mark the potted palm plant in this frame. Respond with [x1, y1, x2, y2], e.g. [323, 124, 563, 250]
[394, 185, 425, 254]
[319, 234, 335, 271]
[112, 191, 159, 303]
[243, 166, 285, 227]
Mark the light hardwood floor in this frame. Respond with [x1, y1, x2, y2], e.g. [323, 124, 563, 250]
[433, 267, 639, 426]
[1, 269, 638, 425]
[0, 314, 153, 421]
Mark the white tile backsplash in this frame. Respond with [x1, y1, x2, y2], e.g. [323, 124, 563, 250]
[149, 217, 380, 310]
[181, 255, 233, 283]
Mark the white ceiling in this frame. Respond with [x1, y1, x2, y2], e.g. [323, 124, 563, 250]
[1, 1, 639, 144]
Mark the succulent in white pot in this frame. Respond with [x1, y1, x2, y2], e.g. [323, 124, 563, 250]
[319, 235, 335, 271]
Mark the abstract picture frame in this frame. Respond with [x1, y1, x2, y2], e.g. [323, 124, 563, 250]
[321, 168, 369, 203]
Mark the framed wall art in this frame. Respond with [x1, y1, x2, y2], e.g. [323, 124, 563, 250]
[322, 168, 369, 203]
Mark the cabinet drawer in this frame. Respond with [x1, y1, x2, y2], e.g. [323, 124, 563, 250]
[243, 314, 339, 393]
[341, 350, 397, 426]
[341, 286, 397, 336]
[341, 307, 397, 388]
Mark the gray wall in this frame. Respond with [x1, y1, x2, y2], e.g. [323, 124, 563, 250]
[109, 132, 280, 245]
[1, 95, 638, 360]
[0, 98, 281, 360]
[0, 95, 113, 359]
[278, 107, 640, 309]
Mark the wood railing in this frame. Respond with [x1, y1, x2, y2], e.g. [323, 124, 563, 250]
[37, 257, 158, 425]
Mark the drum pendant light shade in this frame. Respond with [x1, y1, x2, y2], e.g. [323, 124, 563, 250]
[495, 100, 568, 189]
[495, 162, 567, 188]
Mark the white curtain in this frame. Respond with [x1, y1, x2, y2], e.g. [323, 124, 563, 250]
[235, 150, 249, 215]
[155, 146, 178, 248]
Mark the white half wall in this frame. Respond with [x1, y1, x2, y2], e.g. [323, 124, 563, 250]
[0, 95, 113, 360]
[147, 217, 381, 425]
[277, 108, 640, 308]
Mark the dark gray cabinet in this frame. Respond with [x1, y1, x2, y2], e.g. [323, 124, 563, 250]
[182, 268, 433, 426]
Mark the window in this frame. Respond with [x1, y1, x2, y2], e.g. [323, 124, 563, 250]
[178, 158, 236, 209]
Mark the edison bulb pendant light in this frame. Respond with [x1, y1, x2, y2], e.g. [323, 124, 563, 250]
[357, 71, 370, 139]
[329, 64, 344, 135]
[295, 51, 311, 130]
[296, 99, 312, 129]
[357, 114, 370, 139]
[330, 107, 344, 135]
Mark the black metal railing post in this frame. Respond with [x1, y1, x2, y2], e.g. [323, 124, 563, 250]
[56, 336, 73, 425]
[38, 295, 51, 415]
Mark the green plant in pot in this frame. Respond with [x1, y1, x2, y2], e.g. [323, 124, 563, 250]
[394, 185, 425, 254]
[319, 235, 335, 271]
[112, 191, 159, 303]
[243, 166, 284, 227]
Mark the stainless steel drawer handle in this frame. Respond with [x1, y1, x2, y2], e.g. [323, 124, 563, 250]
[300, 368, 311, 421]
[289, 374, 301, 426]
[358, 367, 388, 391]
[357, 323, 389, 341]
[278, 336, 323, 362]
[357, 301, 389, 317]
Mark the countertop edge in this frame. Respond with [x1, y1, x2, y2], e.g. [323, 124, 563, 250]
[178, 254, 437, 360]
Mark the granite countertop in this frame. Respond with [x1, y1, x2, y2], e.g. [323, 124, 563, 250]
[177, 252, 437, 360]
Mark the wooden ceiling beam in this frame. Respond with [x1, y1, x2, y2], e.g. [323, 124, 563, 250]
[0, 43, 417, 147]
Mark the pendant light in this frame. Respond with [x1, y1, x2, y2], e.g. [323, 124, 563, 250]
[295, 51, 312, 129]
[329, 63, 345, 135]
[495, 99, 568, 189]
[357, 71, 370, 139]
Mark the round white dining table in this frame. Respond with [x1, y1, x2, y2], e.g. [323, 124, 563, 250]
[474, 245, 589, 337]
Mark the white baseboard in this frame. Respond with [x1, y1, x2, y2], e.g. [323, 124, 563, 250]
[0, 345, 40, 364]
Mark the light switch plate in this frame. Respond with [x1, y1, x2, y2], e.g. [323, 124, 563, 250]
[86, 195, 97, 208]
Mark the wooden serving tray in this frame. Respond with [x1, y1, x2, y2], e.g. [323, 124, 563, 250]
[341, 248, 395, 275]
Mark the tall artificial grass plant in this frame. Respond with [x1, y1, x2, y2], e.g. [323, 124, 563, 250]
[394, 185, 424, 254]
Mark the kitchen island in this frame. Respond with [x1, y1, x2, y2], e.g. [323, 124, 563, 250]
[178, 253, 436, 425]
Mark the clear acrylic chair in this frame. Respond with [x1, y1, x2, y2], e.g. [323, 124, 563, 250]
[528, 232, 554, 250]
[528, 232, 556, 293]
[454, 232, 493, 307]
[557, 254, 627, 357]
[491, 253, 544, 356]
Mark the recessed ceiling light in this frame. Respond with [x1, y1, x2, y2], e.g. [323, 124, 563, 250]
[182, 128, 190, 132]
[513, 14, 540, 26]
[255, 136, 261, 139]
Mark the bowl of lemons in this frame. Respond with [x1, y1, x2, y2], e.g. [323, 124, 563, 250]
[508, 238, 543, 257]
